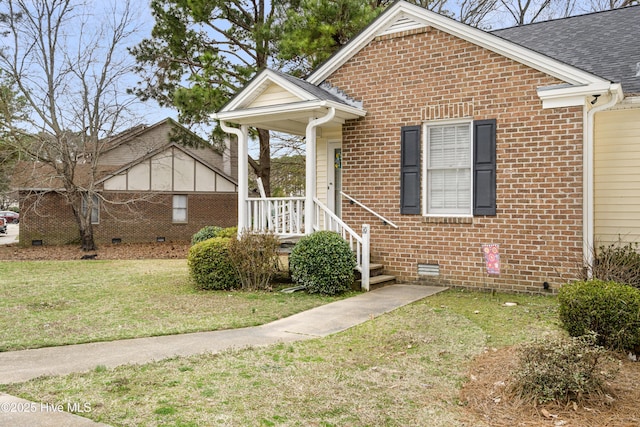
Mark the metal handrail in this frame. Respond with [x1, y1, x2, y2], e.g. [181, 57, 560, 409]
[340, 191, 399, 228]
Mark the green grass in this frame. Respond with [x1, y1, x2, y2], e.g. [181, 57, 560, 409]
[0, 289, 562, 427]
[0, 259, 349, 351]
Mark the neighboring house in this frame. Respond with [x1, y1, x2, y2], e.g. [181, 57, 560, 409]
[213, 2, 640, 292]
[15, 118, 238, 245]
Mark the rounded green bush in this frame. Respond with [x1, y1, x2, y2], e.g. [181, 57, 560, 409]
[191, 226, 223, 245]
[187, 237, 239, 290]
[289, 231, 356, 295]
[558, 279, 640, 351]
[191, 226, 238, 245]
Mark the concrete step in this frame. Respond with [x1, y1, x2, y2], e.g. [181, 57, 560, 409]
[355, 263, 384, 278]
[356, 274, 396, 291]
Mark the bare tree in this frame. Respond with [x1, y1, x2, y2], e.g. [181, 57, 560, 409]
[0, 0, 142, 250]
[585, 0, 638, 10]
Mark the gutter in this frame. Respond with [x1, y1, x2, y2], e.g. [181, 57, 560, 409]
[218, 120, 249, 233]
[583, 83, 623, 273]
[304, 105, 336, 234]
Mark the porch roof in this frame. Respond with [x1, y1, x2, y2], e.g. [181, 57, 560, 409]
[212, 69, 366, 135]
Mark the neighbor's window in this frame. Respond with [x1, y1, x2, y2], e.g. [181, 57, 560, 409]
[81, 194, 100, 224]
[173, 195, 187, 223]
[425, 122, 472, 215]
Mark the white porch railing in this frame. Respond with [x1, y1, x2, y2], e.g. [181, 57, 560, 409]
[246, 197, 305, 236]
[245, 196, 371, 290]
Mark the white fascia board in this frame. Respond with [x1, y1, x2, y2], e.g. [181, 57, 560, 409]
[307, 1, 606, 87]
[222, 69, 316, 113]
[537, 82, 619, 108]
[214, 100, 365, 123]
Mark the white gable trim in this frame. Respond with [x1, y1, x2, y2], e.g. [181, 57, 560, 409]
[307, 1, 607, 87]
[222, 69, 316, 113]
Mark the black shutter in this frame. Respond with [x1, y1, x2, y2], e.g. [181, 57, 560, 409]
[473, 119, 497, 216]
[400, 125, 421, 214]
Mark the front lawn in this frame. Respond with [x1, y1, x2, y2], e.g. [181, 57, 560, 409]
[0, 259, 348, 351]
[1, 290, 562, 426]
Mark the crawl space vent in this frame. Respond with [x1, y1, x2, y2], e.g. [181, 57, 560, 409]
[418, 263, 440, 276]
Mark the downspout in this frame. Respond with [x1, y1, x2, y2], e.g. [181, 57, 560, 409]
[305, 105, 336, 234]
[583, 84, 623, 272]
[219, 121, 249, 233]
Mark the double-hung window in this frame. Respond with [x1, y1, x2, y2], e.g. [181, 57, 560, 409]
[81, 194, 100, 224]
[173, 195, 188, 223]
[426, 122, 472, 215]
[400, 119, 496, 217]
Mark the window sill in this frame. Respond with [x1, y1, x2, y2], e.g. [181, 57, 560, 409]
[422, 216, 473, 224]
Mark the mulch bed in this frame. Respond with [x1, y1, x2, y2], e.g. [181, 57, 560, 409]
[460, 346, 640, 427]
[0, 241, 191, 261]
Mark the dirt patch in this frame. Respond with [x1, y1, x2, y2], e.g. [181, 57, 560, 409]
[460, 346, 640, 427]
[0, 241, 191, 261]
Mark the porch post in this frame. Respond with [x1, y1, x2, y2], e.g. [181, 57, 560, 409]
[219, 122, 249, 233]
[305, 107, 336, 235]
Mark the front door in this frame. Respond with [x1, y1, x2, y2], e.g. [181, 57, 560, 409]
[327, 142, 342, 217]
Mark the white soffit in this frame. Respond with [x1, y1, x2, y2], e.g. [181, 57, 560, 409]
[307, 0, 607, 88]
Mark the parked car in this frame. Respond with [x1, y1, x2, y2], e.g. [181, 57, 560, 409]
[0, 217, 6, 234]
[0, 211, 19, 224]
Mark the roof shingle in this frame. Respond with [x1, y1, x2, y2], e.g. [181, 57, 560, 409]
[492, 5, 640, 94]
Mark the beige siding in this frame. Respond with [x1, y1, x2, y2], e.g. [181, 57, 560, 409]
[100, 123, 172, 165]
[103, 147, 234, 193]
[152, 152, 173, 191]
[104, 173, 127, 191]
[316, 127, 342, 206]
[317, 138, 328, 205]
[195, 162, 216, 191]
[594, 108, 640, 244]
[216, 175, 236, 192]
[128, 162, 151, 191]
[248, 84, 302, 108]
[174, 150, 195, 191]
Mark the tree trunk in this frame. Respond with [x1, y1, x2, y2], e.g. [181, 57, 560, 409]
[80, 228, 96, 251]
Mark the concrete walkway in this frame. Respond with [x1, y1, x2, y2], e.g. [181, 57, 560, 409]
[0, 284, 445, 427]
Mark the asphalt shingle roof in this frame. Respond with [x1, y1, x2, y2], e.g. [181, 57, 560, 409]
[492, 5, 640, 94]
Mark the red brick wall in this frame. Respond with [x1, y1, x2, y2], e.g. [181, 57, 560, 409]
[328, 28, 584, 292]
[19, 191, 237, 246]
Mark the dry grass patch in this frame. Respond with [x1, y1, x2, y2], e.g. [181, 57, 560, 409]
[1, 300, 487, 426]
[0, 259, 347, 351]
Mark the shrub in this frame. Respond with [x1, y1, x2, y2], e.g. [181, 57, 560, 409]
[228, 231, 280, 291]
[191, 226, 238, 245]
[187, 237, 239, 290]
[558, 279, 640, 351]
[588, 241, 640, 289]
[216, 226, 238, 239]
[509, 333, 618, 404]
[191, 226, 223, 245]
[289, 231, 355, 295]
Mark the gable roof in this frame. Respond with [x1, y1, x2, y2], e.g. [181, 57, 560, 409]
[306, 0, 609, 90]
[96, 141, 237, 187]
[214, 69, 365, 135]
[493, 5, 640, 94]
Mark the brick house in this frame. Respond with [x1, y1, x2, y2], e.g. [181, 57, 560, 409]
[16, 118, 238, 245]
[214, 2, 640, 292]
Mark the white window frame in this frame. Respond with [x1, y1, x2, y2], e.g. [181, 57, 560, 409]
[423, 119, 474, 217]
[172, 195, 188, 223]
[81, 194, 100, 224]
